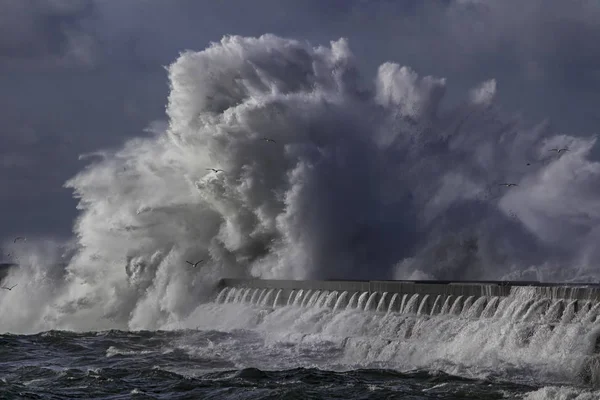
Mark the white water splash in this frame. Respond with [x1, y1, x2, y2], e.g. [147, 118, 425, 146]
[1, 34, 600, 333]
[524, 386, 600, 400]
[165, 287, 600, 387]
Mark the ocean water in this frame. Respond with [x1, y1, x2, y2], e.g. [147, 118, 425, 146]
[3, 32, 600, 398]
[3, 287, 600, 399]
[0, 330, 539, 399]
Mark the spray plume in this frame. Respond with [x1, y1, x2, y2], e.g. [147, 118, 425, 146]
[1, 34, 600, 333]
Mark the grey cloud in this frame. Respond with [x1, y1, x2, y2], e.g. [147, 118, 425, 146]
[4, 0, 600, 81]
[0, 0, 96, 68]
[1, 0, 600, 244]
[442, 0, 600, 85]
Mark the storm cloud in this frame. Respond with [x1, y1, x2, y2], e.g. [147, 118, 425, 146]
[1, 0, 600, 243]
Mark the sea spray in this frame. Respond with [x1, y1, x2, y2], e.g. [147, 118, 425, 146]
[1, 34, 600, 333]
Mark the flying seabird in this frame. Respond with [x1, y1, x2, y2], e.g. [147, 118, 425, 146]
[261, 138, 277, 143]
[13, 237, 25, 243]
[1, 284, 17, 291]
[549, 148, 569, 153]
[206, 168, 224, 173]
[498, 183, 518, 187]
[186, 260, 204, 268]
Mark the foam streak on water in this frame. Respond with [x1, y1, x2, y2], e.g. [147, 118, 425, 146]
[0, 328, 555, 399]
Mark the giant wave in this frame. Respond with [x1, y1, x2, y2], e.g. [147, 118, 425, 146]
[1, 34, 600, 334]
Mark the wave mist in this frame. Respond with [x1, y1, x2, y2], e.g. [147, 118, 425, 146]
[2, 34, 600, 333]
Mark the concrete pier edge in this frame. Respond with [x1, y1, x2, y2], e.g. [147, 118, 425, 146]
[217, 278, 600, 301]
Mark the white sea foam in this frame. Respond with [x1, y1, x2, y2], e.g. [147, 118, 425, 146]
[172, 287, 600, 387]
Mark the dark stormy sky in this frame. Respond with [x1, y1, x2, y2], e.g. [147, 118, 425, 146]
[1, 0, 600, 243]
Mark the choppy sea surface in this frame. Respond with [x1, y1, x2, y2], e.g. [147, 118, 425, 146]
[3, 296, 600, 400]
[0, 329, 545, 399]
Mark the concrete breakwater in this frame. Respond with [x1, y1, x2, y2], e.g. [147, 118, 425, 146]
[216, 278, 600, 385]
[216, 278, 600, 318]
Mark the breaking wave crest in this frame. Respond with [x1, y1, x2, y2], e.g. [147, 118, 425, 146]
[2, 34, 600, 333]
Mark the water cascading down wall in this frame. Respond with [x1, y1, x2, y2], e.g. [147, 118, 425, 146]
[216, 278, 600, 317]
[215, 278, 600, 384]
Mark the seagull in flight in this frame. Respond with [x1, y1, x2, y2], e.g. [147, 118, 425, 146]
[1, 284, 17, 291]
[206, 168, 224, 173]
[498, 183, 518, 187]
[13, 236, 25, 243]
[261, 138, 277, 143]
[186, 260, 204, 268]
[549, 148, 569, 153]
